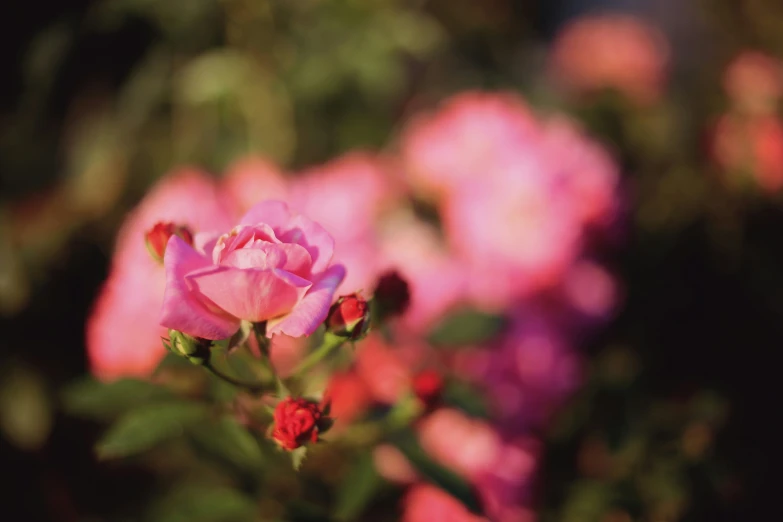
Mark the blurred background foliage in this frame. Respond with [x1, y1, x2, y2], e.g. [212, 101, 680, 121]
[1, 0, 783, 520]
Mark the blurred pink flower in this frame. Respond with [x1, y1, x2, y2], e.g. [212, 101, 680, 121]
[160, 200, 345, 339]
[724, 51, 783, 115]
[378, 212, 467, 333]
[400, 92, 619, 309]
[373, 444, 419, 484]
[323, 370, 372, 429]
[400, 92, 539, 197]
[549, 14, 669, 105]
[402, 484, 488, 522]
[221, 157, 289, 215]
[418, 408, 501, 479]
[713, 112, 783, 192]
[86, 169, 234, 380]
[354, 335, 414, 404]
[561, 259, 620, 320]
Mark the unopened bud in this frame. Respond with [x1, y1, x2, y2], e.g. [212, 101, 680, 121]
[145, 222, 194, 263]
[164, 330, 209, 365]
[373, 271, 410, 321]
[326, 293, 370, 340]
[412, 369, 443, 410]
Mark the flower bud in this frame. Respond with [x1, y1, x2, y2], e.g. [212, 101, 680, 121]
[412, 370, 444, 410]
[165, 330, 209, 365]
[326, 293, 370, 339]
[373, 270, 410, 321]
[145, 222, 194, 263]
[271, 397, 329, 451]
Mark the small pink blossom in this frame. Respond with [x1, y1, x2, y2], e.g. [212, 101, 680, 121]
[724, 51, 783, 115]
[160, 200, 345, 340]
[549, 14, 669, 105]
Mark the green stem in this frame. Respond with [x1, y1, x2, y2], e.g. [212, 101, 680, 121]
[291, 333, 347, 378]
[203, 360, 272, 394]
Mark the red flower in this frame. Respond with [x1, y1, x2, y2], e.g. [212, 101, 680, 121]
[326, 293, 370, 339]
[412, 370, 444, 409]
[145, 222, 194, 263]
[271, 397, 326, 451]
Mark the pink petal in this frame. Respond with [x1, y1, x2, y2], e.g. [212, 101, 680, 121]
[190, 266, 311, 323]
[267, 264, 346, 337]
[238, 200, 292, 228]
[160, 236, 241, 340]
[278, 214, 335, 274]
[221, 241, 313, 278]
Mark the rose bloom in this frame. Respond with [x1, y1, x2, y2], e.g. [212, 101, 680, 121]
[400, 92, 619, 310]
[723, 51, 783, 115]
[160, 200, 345, 339]
[271, 397, 325, 450]
[86, 169, 234, 380]
[549, 14, 669, 105]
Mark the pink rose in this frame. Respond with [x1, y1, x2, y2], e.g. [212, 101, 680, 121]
[160, 200, 346, 340]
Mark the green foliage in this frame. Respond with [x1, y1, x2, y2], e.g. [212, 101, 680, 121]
[148, 482, 257, 522]
[427, 308, 506, 348]
[189, 417, 265, 473]
[333, 453, 384, 521]
[62, 377, 173, 420]
[96, 401, 209, 460]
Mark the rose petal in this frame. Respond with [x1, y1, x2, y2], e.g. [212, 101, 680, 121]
[278, 214, 335, 274]
[267, 264, 346, 337]
[190, 266, 311, 322]
[238, 200, 292, 228]
[160, 236, 241, 340]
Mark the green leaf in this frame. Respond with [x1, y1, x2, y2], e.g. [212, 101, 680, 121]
[391, 429, 484, 515]
[442, 381, 490, 419]
[149, 482, 257, 522]
[189, 417, 264, 472]
[96, 401, 208, 460]
[291, 446, 308, 471]
[333, 453, 383, 521]
[62, 377, 172, 420]
[427, 309, 506, 348]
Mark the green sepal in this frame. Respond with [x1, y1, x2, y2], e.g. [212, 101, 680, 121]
[290, 445, 308, 471]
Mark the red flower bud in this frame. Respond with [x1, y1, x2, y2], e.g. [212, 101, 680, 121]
[145, 222, 194, 263]
[373, 270, 410, 320]
[326, 293, 370, 339]
[412, 370, 443, 410]
[271, 397, 327, 451]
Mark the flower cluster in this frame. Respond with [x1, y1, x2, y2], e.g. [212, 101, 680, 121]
[87, 90, 622, 519]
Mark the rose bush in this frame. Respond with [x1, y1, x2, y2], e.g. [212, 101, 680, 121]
[161, 200, 346, 340]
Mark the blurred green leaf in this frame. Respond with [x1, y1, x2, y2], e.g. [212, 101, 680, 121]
[62, 377, 173, 420]
[391, 429, 483, 515]
[149, 482, 257, 522]
[189, 416, 264, 473]
[442, 381, 490, 419]
[0, 362, 52, 451]
[333, 453, 383, 521]
[427, 308, 506, 348]
[96, 401, 208, 460]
